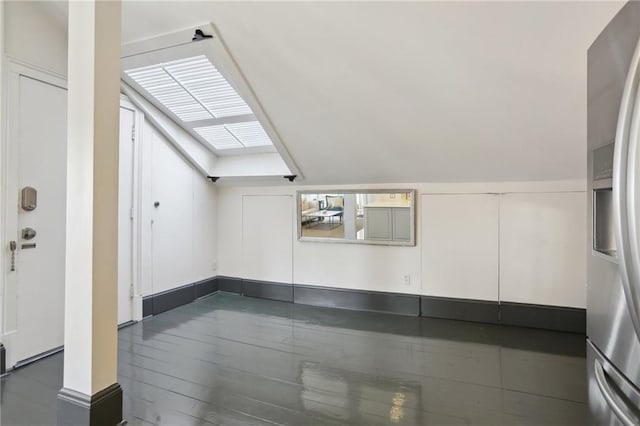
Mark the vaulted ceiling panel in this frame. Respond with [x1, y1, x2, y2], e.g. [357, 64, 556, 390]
[119, 1, 624, 184]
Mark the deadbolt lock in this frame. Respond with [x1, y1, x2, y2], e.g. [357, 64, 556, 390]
[21, 187, 37, 211]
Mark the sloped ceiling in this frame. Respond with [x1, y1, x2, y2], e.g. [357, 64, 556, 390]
[121, 1, 622, 184]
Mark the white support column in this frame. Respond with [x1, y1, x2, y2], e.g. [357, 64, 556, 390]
[57, 1, 122, 424]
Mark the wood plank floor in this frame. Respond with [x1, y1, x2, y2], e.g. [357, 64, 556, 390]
[1, 293, 587, 425]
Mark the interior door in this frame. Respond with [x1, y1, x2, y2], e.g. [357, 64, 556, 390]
[421, 194, 499, 302]
[117, 106, 135, 325]
[12, 74, 67, 364]
[150, 132, 194, 294]
[242, 195, 293, 283]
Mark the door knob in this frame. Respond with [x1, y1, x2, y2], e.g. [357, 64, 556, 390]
[21, 227, 36, 240]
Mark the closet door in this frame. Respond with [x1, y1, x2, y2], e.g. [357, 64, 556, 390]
[117, 106, 136, 325]
[242, 195, 293, 283]
[421, 194, 499, 301]
[499, 192, 586, 308]
[150, 132, 194, 294]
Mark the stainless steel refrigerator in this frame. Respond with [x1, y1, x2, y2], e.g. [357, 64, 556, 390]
[588, 2, 640, 424]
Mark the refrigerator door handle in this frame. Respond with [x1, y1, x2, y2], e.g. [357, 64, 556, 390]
[594, 359, 639, 426]
[613, 36, 640, 342]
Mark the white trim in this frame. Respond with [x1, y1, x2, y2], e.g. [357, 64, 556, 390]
[207, 23, 299, 176]
[7, 60, 66, 90]
[0, 3, 5, 348]
[4, 55, 66, 82]
[132, 105, 145, 322]
[121, 26, 197, 59]
[120, 94, 134, 109]
[117, 100, 143, 323]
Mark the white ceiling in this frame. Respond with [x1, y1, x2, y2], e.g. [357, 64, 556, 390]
[100, 2, 627, 183]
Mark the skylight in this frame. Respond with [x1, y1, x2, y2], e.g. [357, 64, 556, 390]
[163, 56, 252, 118]
[194, 121, 272, 150]
[226, 122, 272, 147]
[125, 64, 212, 122]
[194, 125, 242, 150]
[124, 54, 275, 153]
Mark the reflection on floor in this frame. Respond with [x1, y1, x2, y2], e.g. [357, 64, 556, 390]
[0, 293, 587, 425]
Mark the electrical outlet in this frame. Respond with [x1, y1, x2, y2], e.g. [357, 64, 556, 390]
[403, 275, 411, 285]
[212, 261, 217, 271]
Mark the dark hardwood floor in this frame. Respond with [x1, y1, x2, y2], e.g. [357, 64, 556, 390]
[1, 293, 587, 425]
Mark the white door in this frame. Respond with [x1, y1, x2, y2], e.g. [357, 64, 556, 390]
[117, 106, 135, 324]
[11, 74, 67, 364]
[499, 192, 586, 307]
[421, 194, 499, 301]
[242, 195, 293, 283]
[151, 132, 194, 294]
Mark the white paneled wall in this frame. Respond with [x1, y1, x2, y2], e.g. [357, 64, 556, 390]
[140, 124, 217, 296]
[218, 186, 421, 293]
[420, 191, 586, 307]
[217, 184, 587, 308]
[499, 192, 586, 308]
[421, 194, 499, 301]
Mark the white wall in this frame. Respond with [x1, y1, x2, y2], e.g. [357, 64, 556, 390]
[140, 121, 217, 296]
[4, 1, 68, 76]
[217, 181, 587, 308]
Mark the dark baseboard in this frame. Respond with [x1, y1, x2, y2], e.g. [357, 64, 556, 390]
[218, 276, 243, 294]
[14, 345, 64, 370]
[0, 343, 5, 375]
[117, 320, 137, 330]
[142, 277, 218, 317]
[142, 297, 153, 318]
[147, 283, 196, 316]
[421, 296, 499, 324]
[195, 278, 218, 299]
[294, 284, 421, 316]
[243, 279, 293, 302]
[420, 296, 585, 333]
[57, 383, 123, 426]
[500, 302, 586, 334]
[141, 275, 586, 334]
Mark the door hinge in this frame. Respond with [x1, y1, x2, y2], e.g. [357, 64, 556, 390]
[130, 284, 134, 298]
[131, 122, 136, 142]
[130, 207, 134, 220]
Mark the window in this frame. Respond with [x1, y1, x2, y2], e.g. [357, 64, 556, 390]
[123, 49, 276, 154]
[193, 121, 272, 150]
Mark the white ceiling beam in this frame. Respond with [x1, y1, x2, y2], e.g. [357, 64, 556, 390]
[186, 113, 257, 129]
